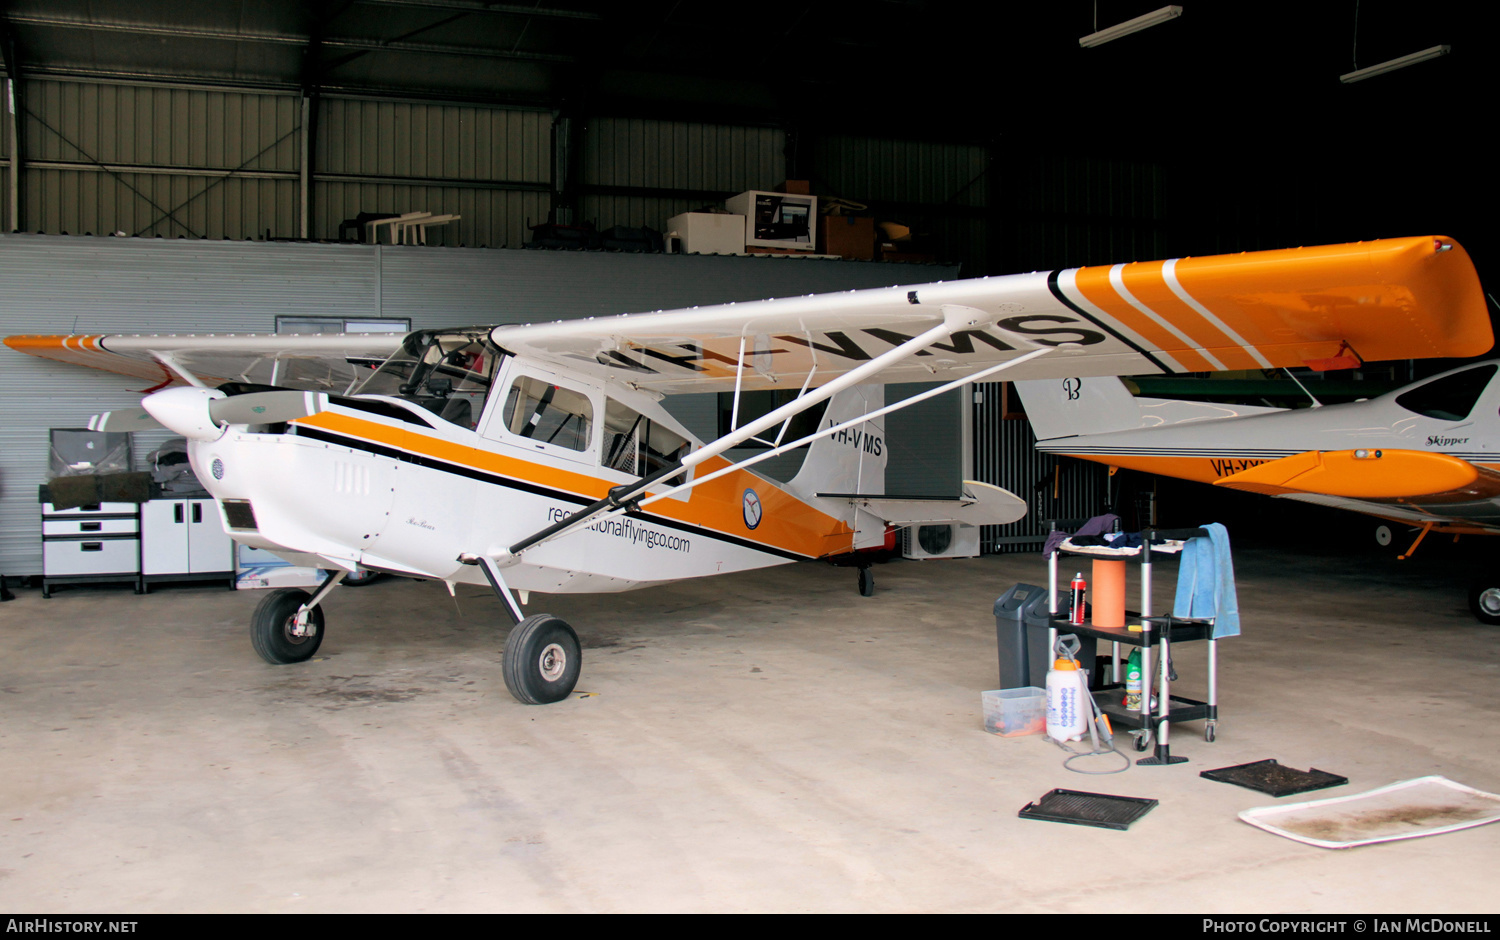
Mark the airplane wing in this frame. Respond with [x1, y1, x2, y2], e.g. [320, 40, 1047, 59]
[490, 236, 1491, 395]
[2, 332, 405, 391]
[4, 236, 1488, 397]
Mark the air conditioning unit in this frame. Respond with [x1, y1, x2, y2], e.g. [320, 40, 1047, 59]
[900, 523, 981, 560]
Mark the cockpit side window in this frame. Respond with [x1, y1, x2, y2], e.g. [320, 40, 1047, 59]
[603, 398, 689, 477]
[503, 376, 594, 452]
[1394, 365, 1497, 421]
[352, 329, 499, 429]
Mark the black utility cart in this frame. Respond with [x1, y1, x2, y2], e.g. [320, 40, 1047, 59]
[1046, 525, 1223, 766]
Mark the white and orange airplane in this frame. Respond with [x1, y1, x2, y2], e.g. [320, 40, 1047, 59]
[6, 235, 1489, 701]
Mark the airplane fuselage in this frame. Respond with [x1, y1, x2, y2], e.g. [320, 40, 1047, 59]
[1032, 361, 1500, 530]
[189, 345, 860, 594]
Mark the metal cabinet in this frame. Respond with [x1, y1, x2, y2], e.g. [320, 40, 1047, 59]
[141, 498, 235, 591]
[40, 501, 143, 597]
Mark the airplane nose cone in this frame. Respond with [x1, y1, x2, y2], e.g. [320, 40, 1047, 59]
[141, 386, 227, 441]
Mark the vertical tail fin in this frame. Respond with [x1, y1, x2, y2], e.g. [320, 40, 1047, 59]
[1011, 376, 1143, 441]
[787, 384, 887, 497]
[786, 385, 887, 550]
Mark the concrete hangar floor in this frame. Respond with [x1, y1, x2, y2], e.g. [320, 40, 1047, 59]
[2, 537, 1498, 913]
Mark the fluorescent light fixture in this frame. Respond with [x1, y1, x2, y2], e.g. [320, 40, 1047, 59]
[1339, 44, 1451, 83]
[1079, 5, 1182, 48]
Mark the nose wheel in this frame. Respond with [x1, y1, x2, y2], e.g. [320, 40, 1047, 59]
[250, 587, 326, 663]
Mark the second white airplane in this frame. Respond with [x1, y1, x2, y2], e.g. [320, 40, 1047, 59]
[1015, 358, 1500, 624]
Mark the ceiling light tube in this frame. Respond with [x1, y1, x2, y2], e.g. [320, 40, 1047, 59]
[1079, 5, 1182, 48]
[1339, 44, 1451, 83]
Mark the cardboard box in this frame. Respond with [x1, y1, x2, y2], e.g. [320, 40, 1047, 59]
[819, 215, 876, 260]
[665, 212, 745, 255]
[775, 179, 812, 195]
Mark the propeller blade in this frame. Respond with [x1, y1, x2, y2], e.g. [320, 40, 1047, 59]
[88, 408, 163, 432]
[208, 390, 327, 426]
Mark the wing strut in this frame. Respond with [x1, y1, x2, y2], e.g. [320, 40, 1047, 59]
[500, 325, 1056, 561]
[499, 306, 986, 560]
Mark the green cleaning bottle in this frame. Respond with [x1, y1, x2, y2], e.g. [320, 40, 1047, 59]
[1124, 647, 1143, 710]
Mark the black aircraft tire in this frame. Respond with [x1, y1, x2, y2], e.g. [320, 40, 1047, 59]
[250, 588, 325, 664]
[1468, 581, 1500, 625]
[858, 567, 874, 597]
[503, 614, 581, 705]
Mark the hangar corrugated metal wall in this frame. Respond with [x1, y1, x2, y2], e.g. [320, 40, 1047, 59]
[315, 97, 552, 249]
[9, 75, 1003, 267]
[813, 134, 990, 278]
[581, 117, 784, 233]
[971, 382, 1109, 554]
[0, 233, 959, 575]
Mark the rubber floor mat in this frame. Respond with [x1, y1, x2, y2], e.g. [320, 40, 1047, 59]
[1018, 789, 1158, 830]
[1200, 759, 1347, 798]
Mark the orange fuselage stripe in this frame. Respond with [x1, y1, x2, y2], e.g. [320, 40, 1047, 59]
[297, 411, 854, 558]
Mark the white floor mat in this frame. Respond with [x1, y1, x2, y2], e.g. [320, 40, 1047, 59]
[1239, 775, 1500, 849]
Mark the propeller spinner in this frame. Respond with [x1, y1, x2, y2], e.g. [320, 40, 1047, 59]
[95, 388, 328, 440]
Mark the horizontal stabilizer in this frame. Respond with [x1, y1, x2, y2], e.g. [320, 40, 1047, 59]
[1215, 449, 1500, 502]
[822, 480, 1026, 526]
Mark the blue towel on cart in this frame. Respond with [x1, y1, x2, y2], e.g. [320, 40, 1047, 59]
[1172, 522, 1240, 638]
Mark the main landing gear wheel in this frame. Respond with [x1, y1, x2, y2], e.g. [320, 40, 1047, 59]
[503, 614, 581, 704]
[1468, 580, 1500, 625]
[858, 567, 874, 597]
[1374, 524, 1393, 547]
[250, 587, 325, 664]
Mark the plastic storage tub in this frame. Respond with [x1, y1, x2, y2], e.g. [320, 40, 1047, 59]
[982, 687, 1046, 736]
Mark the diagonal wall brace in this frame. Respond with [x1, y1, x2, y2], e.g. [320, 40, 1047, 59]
[458, 553, 525, 625]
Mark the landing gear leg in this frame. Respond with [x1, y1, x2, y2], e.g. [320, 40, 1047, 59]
[459, 553, 582, 704]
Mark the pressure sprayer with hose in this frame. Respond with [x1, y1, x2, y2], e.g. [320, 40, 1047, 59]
[1046, 634, 1131, 774]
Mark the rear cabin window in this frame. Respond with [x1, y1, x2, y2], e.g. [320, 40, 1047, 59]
[603, 398, 689, 477]
[1394, 365, 1497, 421]
[503, 376, 594, 452]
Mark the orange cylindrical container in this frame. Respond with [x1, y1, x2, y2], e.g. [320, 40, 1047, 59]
[1091, 559, 1127, 628]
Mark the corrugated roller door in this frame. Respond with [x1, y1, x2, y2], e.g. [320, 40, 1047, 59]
[972, 382, 1108, 553]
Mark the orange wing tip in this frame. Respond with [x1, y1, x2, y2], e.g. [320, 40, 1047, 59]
[1215, 449, 1496, 500]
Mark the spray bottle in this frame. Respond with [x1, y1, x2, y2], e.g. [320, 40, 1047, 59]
[1068, 572, 1087, 626]
[1046, 634, 1089, 743]
[1124, 647, 1143, 710]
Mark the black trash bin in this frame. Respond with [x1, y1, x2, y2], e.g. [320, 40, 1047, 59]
[995, 582, 1097, 690]
[994, 583, 1045, 689]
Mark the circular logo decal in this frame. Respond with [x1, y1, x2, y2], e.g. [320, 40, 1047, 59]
[742, 488, 762, 530]
[211, 458, 225, 480]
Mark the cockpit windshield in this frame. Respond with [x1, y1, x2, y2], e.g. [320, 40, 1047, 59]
[352, 328, 501, 429]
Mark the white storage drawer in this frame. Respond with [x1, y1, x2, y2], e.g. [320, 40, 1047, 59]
[43, 517, 139, 537]
[41, 501, 139, 516]
[43, 538, 141, 576]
